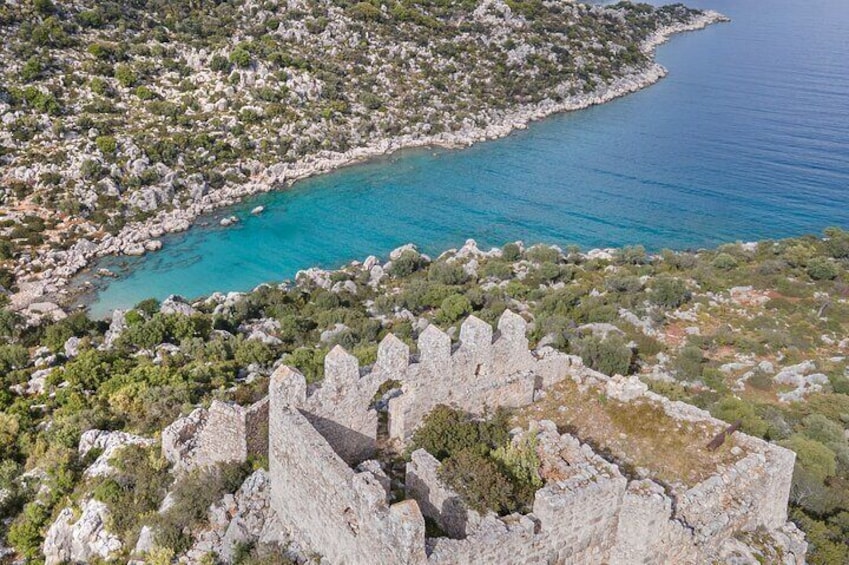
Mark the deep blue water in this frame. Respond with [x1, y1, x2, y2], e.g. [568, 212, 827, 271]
[84, 0, 849, 318]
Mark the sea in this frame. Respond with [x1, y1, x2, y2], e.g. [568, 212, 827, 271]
[82, 0, 849, 318]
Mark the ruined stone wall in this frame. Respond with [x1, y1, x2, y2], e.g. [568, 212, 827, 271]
[264, 311, 579, 465]
[268, 376, 427, 564]
[245, 397, 269, 461]
[185, 309, 803, 564]
[387, 311, 579, 442]
[408, 419, 801, 565]
[161, 398, 268, 471]
[610, 481, 702, 565]
[630, 389, 798, 546]
[406, 449, 481, 539]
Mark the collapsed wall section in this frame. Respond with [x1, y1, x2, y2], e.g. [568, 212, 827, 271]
[161, 398, 268, 471]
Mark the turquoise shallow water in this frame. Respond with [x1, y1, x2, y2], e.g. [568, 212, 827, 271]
[84, 0, 849, 318]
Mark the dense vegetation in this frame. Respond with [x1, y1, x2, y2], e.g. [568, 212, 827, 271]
[409, 405, 542, 516]
[1, 228, 849, 561]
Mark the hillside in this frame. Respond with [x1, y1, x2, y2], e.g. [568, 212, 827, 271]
[0, 0, 725, 310]
[1, 231, 848, 562]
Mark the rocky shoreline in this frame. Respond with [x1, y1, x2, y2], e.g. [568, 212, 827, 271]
[10, 11, 728, 319]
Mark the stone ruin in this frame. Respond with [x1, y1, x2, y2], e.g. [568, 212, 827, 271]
[162, 397, 268, 472]
[163, 310, 807, 564]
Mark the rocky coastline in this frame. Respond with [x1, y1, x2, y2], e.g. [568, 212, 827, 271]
[9, 11, 728, 319]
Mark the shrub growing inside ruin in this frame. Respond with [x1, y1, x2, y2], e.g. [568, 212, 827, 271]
[411, 406, 540, 515]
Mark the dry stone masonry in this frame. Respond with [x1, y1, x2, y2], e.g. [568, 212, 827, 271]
[164, 311, 807, 564]
[162, 397, 268, 472]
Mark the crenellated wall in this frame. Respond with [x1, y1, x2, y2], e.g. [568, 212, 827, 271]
[263, 311, 579, 465]
[164, 310, 805, 564]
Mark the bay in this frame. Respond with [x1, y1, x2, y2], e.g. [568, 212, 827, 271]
[84, 0, 849, 318]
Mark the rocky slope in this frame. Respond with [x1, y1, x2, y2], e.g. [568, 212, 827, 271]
[0, 0, 726, 313]
[1, 231, 848, 563]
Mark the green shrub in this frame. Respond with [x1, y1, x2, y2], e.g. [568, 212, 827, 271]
[800, 414, 846, 446]
[428, 262, 468, 286]
[155, 461, 251, 553]
[115, 64, 137, 88]
[438, 449, 515, 514]
[572, 334, 632, 376]
[348, 2, 383, 21]
[480, 260, 512, 279]
[615, 245, 648, 265]
[501, 243, 521, 262]
[712, 253, 738, 270]
[234, 338, 275, 367]
[7, 502, 50, 559]
[436, 294, 472, 324]
[0, 344, 29, 373]
[284, 347, 327, 383]
[526, 245, 560, 264]
[410, 405, 510, 461]
[210, 54, 231, 73]
[710, 397, 769, 438]
[95, 135, 117, 154]
[824, 227, 849, 259]
[388, 250, 426, 277]
[606, 275, 643, 294]
[20, 56, 43, 82]
[673, 345, 704, 381]
[650, 276, 690, 309]
[229, 47, 251, 68]
[134, 86, 157, 100]
[806, 257, 838, 281]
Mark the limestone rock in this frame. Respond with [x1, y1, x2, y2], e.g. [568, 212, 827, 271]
[79, 429, 155, 478]
[160, 295, 198, 316]
[43, 499, 122, 565]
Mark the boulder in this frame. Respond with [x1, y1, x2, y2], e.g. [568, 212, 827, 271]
[43, 499, 122, 565]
